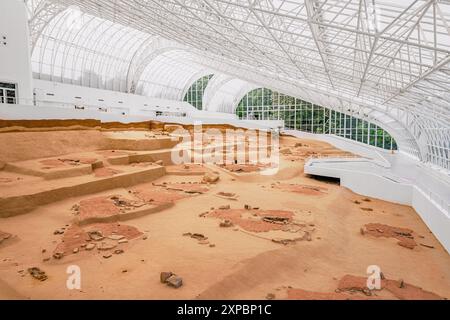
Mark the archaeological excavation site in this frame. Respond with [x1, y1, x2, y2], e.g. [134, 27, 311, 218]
[0, 120, 449, 301]
[1, 0, 450, 305]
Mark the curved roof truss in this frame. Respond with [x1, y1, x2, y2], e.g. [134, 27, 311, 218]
[29, 0, 450, 169]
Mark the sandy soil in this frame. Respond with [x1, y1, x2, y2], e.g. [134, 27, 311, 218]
[0, 127, 449, 300]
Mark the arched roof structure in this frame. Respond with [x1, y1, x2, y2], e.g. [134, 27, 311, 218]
[27, 0, 450, 170]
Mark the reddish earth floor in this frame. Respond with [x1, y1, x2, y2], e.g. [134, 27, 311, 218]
[0, 127, 449, 300]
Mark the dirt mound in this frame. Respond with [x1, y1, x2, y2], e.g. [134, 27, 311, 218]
[337, 274, 444, 300]
[40, 157, 98, 169]
[162, 183, 209, 194]
[287, 274, 445, 300]
[287, 288, 367, 300]
[0, 130, 108, 163]
[207, 208, 296, 233]
[53, 223, 143, 259]
[219, 163, 272, 173]
[0, 230, 12, 245]
[361, 223, 417, 249]
[273, 183, 328, 196]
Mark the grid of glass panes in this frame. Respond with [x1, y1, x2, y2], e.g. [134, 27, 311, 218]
[183, 74, 213, 110]
[0, 82, 17, 104]
[426, 130, 450, 170]
[236, 88, 397, 150]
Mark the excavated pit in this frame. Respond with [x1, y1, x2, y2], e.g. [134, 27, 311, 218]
[0, 121, 449, 300]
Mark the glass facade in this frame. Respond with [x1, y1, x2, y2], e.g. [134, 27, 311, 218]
[236, 88, 397, 151]
[183, 74, 213, 110]
[0, 82, 17, 104]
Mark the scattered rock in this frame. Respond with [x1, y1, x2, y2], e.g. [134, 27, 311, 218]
[262, 216, 289, 224]
[166, 275, 183, 288]
[85, 243, 96, 251]
[266, 293, 276, 300]
[198, 240, 210, 245]
[28, 267, 48, 281]
[118, 239, 129, 244]
[73, 248, 79, 254]
[399, 279, 405, 288]
[191, 233, 208, 241]
[155, 160, 164, 166]
[107, 235, 125, 241]
[53, 229, 65, 235]
[87, 230, 104, 241]
[97, 242, 117, 251]
[209, 244, 216, 248]
[420, 243, 435, 249]
[114, 249, 124, 255]
[53, 252, 64, 260]
[160, 272, 173, 283]
[103, 254, 112, 259]
[244, 204, 252, 210]
[202, 172, 220, 184]
[220, 220, 233, 228]
[219, 205, 230, 210]
[216, 192, 238, 200]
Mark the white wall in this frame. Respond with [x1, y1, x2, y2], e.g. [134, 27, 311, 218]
[33, 79, 196, 116]
[0, 103, 152, 123]
[19, 80, 277, 130]
[305, 157, 450, 254]
[0, 0, 33, 104]
[285, 130, 393, 167]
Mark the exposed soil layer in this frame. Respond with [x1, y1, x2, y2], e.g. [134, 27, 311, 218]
[53, 223, 143, 259]
[287, 274, 445, 300]
[273, 183, 328, 196]
[207, 208, 297, 233]
[131, 186, 193, 205]
[40, 158, 98, 169]
[287, 288, 367, 300]
[0, 231, 12, 245]
[361, 223, 417, 249]
[219, 163, 273, 173]
[73, 183, 206, 225]
[96, 150, 133, 157]
[93, 167, 123, 178]
[0, 127, 449, 300]
[159, 183, 209, 194]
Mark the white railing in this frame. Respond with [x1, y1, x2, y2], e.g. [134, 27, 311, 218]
[306, 155, 450, 216]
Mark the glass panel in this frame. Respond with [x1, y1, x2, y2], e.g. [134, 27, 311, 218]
[236, 88, 397, 151]
[183, 74, 213, 110]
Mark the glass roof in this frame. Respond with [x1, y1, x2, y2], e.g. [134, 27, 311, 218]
[28, 0, 450, 169]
